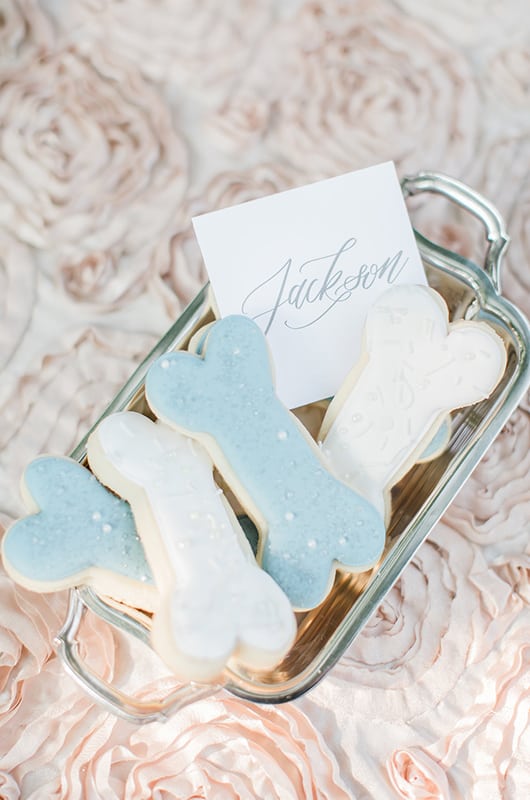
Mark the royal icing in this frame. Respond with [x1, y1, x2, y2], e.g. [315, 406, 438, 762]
[87, 411, 296, 680]
[1, 456, 155, 610]
[320, 285, 506, 515]
[145, 315, 386, 610]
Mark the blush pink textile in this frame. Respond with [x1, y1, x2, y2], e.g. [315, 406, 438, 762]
[1, 1, 530, 797]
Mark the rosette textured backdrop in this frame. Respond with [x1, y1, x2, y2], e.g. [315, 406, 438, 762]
[1, 1, 530, 797]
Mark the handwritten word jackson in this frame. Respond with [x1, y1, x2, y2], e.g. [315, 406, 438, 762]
[241, 238, 409, 333]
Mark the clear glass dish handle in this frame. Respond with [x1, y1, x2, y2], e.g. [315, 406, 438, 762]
[401, 171, 509, 294]
[54, 589, 221, 725]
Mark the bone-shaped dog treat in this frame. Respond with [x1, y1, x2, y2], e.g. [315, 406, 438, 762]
[1, 456, 156, 610]
[145, 315, 386, 610]
[87, 411, 296, 681]
[320, 285, 507, 516]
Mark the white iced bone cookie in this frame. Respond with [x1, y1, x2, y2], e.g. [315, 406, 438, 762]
[320, 285, 506, 516]
[87, 411, 296, 682]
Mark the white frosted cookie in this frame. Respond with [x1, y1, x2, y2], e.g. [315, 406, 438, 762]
[319, 284, 507, 518]
[87, 411, 296, 682]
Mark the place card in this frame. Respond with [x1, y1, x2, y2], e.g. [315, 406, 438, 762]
[193, 162, 426, 408]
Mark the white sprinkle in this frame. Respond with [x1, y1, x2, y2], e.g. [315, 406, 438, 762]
[277, 430, 288, 441]
[92, 511, 102, 522]
[102, 523, 112, 534]
[285, 511, 295, 521]
[161, 359, 170, 369]
[307, 538, 317, 549]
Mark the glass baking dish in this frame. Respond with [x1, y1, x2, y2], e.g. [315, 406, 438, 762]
[54, 172, 530, 723]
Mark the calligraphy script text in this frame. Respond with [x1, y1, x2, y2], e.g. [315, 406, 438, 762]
[241, 238, 409, 333]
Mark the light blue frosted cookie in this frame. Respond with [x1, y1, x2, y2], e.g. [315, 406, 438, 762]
[146, 315, 386, 610]
[2, 456, 155, 610]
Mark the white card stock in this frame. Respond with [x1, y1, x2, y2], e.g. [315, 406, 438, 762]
[193, 162, 426, 409]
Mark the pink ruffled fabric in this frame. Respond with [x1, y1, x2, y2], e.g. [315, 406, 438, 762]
[445, 409, 530, 559]
[0, 607, 118, 797]
[0, 688, 351, 798]
[387, 749, 451, 800]
[0, 46, 188, 310]
[68, 0, 272, 101]
[0, 232, 38, 372]
[212, 0, 479, 181]
[392, 0, 524, 47]
[0, 1, 530, 797]
[0, 568, 64, 721]
[0, 0, 55, 66]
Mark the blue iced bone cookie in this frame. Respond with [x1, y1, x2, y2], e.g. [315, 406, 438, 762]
[2, 456, 155, 610]
[145, 315, 386, 610]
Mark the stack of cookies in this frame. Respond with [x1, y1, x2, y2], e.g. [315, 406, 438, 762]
[2, 285, 506, 682]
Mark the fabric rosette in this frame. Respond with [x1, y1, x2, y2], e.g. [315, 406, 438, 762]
[212, 0, 479, 182]
[0, 690, 351, 799]
[0, 233, 38, 372]
[0, 47, 188, 310]
[0, 569, 64, 724]
[0, 606, 118, 795]
[0, 0, 55, 68]
[330, 522, 520, 735]
[445, 409, 530, 560]
[67, 0, 271, 101]
[387, 748, 451, 800]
